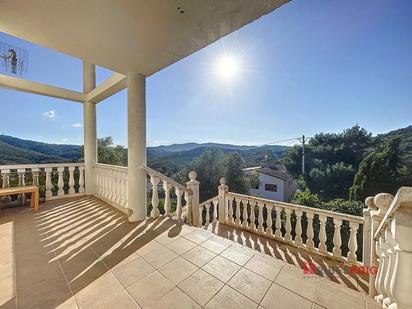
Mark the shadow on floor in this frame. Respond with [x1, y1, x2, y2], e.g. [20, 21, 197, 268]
[202, 221, 369, 294]
[0, 195, 186, 308]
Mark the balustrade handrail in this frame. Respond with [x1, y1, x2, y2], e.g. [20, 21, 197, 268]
[227, 192, 364, 224]
[142, 165, 189, 193]
[92, 162, 128, 172]
[199, 195, 219, 208]
[374, 186, 412, 240]
[0, 162, 84, 170]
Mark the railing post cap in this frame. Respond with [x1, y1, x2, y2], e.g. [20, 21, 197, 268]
[188, 170, 197, 181]
[374, 193, 394, 212]
[219, 177, 226, 186]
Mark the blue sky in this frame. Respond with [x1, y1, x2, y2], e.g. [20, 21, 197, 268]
[0, 0, 411, 146]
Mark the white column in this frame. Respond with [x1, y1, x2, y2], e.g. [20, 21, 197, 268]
[83, 61, 97, 194]
[127, 73, 146, 222]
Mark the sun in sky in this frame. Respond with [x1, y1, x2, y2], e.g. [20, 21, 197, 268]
[214, 54, 241, 83]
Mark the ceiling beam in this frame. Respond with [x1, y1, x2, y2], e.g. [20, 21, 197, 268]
[87, 73, 127, 104]
[0, 74, 85, 103]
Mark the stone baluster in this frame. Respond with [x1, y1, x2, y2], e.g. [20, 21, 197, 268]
[374, 239, 384, 300]
[235, 197, 241, 226]
[306, 212, 315, 250]
[108, 169, 114, 201]
[241, 199, 248, 228]
[319, 215, 328, 254]
[32, 168, 40, 187]
[1, 170, 11, 203]
[274, 206, 282, 239]
[295, 210, 303, 246]
[332, 218, 342, 258]
[184, 191, 190, 223]
[175, 187, 183, 220]
[112, 170, 119, 203]
[284, 208, 292, 242]
[17, 168, 26, 204]
[369, 193, 392, 298]
[347, 221, 359, 263]
[78, 166, 85, 193]
[213, 199, 218, 223]
[266, 204, 273, 237]
[119, 171, 126, 207]
[383, 226, 396, 308]
[249, 201, 256, 231]
[228, 196, 234, 224]
[163, 181, 172, 216]
[149, 175, 159, 218]
[205, 202, 211, 225]
[68, 166, 75, 195]
[257, 201, 264, 233]
[376, 235, 389, 303]
[186, 171, 199, 226]
[57, 167, 65, 196]
[45, 167, 53, 198]
[218, 178, 228, 222]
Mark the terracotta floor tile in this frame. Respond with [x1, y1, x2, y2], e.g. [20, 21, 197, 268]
[113, 257, 155, 287]
[220, 244, 254, 266]
[182, 245, 217, 267]
[205, 285, 257, 309]
[183, 229, 213, 244]
[260, 283, 313, 309]
[158, 256, 198, 285]
[166, 237, 197, 255]
[178, 269, 224, 306]
[140, 245, 178, 268]
[154, 287, 201, 309]
[127, 271, 174, 308]
[202, 255, 241, 283]
[275, 264, 321, 301]
[244, 254, 284, 281]
[315, 280, 366, 309]
[74, 272, 125, 308]
[228, 268, 271, 303]
[92, 289, 140, 309]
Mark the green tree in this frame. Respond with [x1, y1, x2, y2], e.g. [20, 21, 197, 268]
[350, 138, 402, 201]
[80, 137, 127, 166]
[224, 152, 258, 194]
[283, 125, 373, 200]
[188, 148, 225, 201]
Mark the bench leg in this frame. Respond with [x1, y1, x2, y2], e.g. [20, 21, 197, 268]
[34, 190, 39, 212]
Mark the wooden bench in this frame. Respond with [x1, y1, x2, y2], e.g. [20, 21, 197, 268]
[0, 186, 39, 213]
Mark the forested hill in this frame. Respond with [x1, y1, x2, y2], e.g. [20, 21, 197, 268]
[0, 135, 81, 164]
[0, 135, 289, 166]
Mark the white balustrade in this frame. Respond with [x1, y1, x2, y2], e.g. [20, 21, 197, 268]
[370, 187, 412, 309]
[93, 163, 128, 211]
[219, 192, 364, 263]
[241, 199, 248, 228]
[142, 165, 192, 221]
[0, 163, 85, 205]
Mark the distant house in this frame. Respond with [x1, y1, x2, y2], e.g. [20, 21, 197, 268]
[243, 165, 297, 202]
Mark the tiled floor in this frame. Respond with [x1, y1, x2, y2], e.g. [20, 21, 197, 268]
[0, 196, 378, 309]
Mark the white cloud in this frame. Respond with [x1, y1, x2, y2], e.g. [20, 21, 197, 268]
[61, 138, 69, 143]
[43, 109, 57, 120]
[71, 123, 83, 128]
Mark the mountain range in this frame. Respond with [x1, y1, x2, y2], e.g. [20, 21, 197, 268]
[0, 135, 289, 166]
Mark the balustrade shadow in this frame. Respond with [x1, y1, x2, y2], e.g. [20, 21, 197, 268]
[5, 195, 184, 308]
[203, 221, 369, 294]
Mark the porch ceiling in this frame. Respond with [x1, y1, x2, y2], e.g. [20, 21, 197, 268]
[0, 0, 290, 75]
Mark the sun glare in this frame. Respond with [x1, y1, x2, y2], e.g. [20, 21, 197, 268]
[214, 55, 240, 82]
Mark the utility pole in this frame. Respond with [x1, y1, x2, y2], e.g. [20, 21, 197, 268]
[301, 135, 305, 175]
